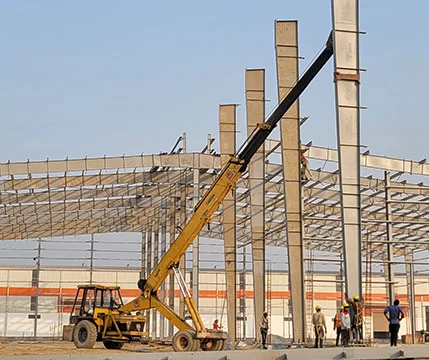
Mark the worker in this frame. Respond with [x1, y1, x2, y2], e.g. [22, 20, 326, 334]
[341, 302, 351, 347]
[259, 311, 269, 349]
[300, 148, 312, 184]
[353, 295, 364, 343]
[333, 305, 343, 346]
[213, 319, 222, 330]
[312, 305, 327, 348]
[345, 293, 357, 342]
[384, 299, 404, 347]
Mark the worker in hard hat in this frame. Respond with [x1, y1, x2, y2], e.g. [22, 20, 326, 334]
[352, 295, 364, 343]
[345, 293, 358, 343]
[341, 302, 351, 347]
[312, 305, 327, 348]
[259, 311, 269, 349]
[333, 305, 344, 346]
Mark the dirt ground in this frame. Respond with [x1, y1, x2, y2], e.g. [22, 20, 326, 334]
[0, 340, 172, 356]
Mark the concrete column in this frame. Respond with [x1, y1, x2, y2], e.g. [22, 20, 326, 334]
[331, 0, 362, 299]
[245, 68, 266, 342]
[160, 204, 168, 340]
[405, 250, 416, 343]
[275, 20, 305, 342]
[219, 104, 237, 347]
[384, 172, 396, 304]
[192, 168, 200, 307]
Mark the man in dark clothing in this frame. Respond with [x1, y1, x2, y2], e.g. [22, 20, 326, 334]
[259, 311, 269, 349]
[384, 299, 405, 346]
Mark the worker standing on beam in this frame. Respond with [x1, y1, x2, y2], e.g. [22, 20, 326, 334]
[312, 305, 327, 348]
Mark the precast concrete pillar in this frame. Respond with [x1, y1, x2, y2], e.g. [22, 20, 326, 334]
[140, 230, 147, 280]
[152, 219, 159, 340]
[275, 20, 305, 342]
[219, 104, 237, 347]
[245, 68, 266, 342]
[331, 0, 362, 299]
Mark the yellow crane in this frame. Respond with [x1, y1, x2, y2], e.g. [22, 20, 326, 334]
[66, 32, 333, 352]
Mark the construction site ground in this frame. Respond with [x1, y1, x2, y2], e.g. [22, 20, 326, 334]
[0, 340, 175, 356]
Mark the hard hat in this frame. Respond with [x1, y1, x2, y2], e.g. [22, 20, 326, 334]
[263, 311, 268, 315]
[340, 305, 344, 310]
[343, 302, 349, 308]
[315, 305, 321, 311]
[353, 295, 360, 301]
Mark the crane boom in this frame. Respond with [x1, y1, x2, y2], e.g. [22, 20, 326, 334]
[118, 33, 334, 349]
[143, 34, 333, 295]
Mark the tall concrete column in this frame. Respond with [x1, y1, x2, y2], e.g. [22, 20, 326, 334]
[384, 172, 396, 304]
[192, 168, 200, 307]
[219, 104, 237, 347]
[245, 69, 266, 342]
[275, 20, 305, 342]
[331, 0, 362, 299]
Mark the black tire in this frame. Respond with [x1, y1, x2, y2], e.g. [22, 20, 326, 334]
[103, 340, 124, 349]
[172, 330, 195, 352]
[73, 320, 97, 349]
[213, 339, 225, 351]
[201, 339, 216, 351]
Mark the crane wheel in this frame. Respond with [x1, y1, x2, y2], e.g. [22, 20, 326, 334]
[172, 330, 196, 352]
[103, 340, 125, 349]
[201, 338, 225, 351]
[73, 320, 97, 349]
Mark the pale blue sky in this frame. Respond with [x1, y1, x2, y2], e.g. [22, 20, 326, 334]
[1, 0, 428, 163]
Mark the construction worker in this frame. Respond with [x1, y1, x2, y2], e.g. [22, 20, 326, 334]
[384, 299, 404, 347]
[213, 319, 223, 330]
[353, 295, 364, 343]
[312, 305, 327, 348]
[341, 302, 351, 347]
[345, 293, 357, 342]
[259, 311, 269, 349]
[300, 148, 312, 184]
[333, 305, 343, 346]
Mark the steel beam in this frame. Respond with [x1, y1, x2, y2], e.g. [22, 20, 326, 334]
[219, 104, 237, 346]
[331, 0, 362, 298]
[275, 20, 305, 342]
[245, 68, 266, 342]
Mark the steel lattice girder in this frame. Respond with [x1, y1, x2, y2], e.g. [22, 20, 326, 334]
[0, 144, 428, 257]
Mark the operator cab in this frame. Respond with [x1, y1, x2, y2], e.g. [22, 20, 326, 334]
[70, 284, 123, 323]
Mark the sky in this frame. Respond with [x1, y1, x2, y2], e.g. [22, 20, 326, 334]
[1, 0, 428, 164]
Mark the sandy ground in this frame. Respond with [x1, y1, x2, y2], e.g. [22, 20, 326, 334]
[0, 341, 172, 356]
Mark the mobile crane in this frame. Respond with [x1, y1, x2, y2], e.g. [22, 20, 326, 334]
[67, 33, 334, 352]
